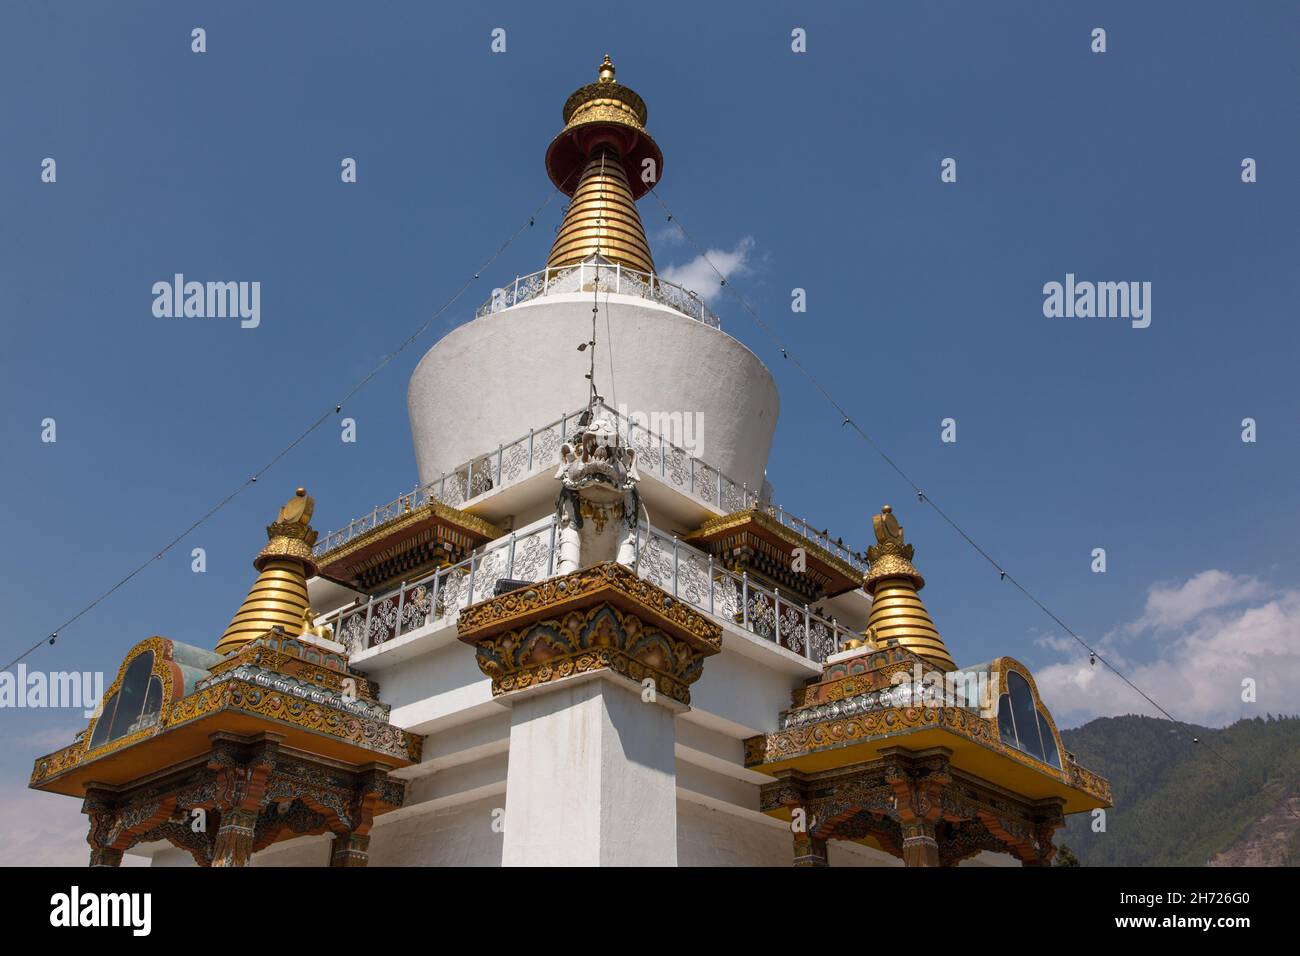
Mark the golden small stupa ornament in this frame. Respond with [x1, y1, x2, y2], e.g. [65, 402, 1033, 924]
[545, 54, 661, 275]
[215, 487, 320, 655]
[861, 505, 955, 671]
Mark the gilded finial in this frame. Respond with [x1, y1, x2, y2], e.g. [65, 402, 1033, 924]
[258, 487, 318, 568]
[274, 487, 312, 527]
[873, 504, 905, 548]
[861, 505, 955, 671]
[866, 504, 918, 585]
[215, 487, 321, 655]
[544, 54, 663, 273]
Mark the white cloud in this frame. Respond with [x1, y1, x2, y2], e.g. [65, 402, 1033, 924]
[1032, 633, 1077, 655]
[660, 236, 755, 304]
[0, 785, 94, 866]
[1035, 570, 1300, 728]
[1126, 570, 1268, 634]
[653, 224, 686, 246]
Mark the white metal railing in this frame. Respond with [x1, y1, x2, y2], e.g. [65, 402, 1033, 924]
[632, 524, 856, 662]
[474, 261, 722, 329]
[316, 515, 856, 664]
[314, 402, 867, 571]
[313, 407, 589, 554]
[320, 514, 561, 654]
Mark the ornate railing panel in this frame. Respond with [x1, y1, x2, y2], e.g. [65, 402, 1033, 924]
[324, 517, 558, 654]
[317, 518, 855, 663]
[475, 262, 722, 329]
[316, 403, 866, 572]
[315, 408, 588, 556]
[630, 525, 858, 664]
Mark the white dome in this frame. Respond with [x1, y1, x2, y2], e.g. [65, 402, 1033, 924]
[407, 292, 779, 492]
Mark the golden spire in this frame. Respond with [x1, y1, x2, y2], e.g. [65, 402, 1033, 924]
[544, 55, 662, 274]
[861, 506, 956, 671]
[215, 488, 320, 656]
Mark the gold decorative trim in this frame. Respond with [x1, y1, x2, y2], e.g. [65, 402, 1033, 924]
[30, 635, 180, 784]
[457, 561, 722, 653]
[990, 656, 1071, 785]
[77, 636, 180, 763]
[29, 741, 90, 786]
[686, 507, 863, 589]
[468, 602, 710, 705]
[206, 642, 378, 702]
[30, 630, 421, 789]
[317, 500, 502, 566]
[168, 679, 421, 764]
[744, 648, 1111, 809]
[744, 703, 1111, 808]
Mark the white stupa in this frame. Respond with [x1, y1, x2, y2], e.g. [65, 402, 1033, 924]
[115, 56, 1052, 868]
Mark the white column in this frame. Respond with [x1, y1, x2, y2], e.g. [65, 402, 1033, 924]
[555, 522, 581, 575]
[501, 674, 677, 866]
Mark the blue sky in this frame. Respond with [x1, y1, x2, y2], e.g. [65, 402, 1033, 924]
[2, 1, 1297, 862]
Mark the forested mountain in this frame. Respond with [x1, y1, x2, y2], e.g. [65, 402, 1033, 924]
[1059, 714, 1300, 866]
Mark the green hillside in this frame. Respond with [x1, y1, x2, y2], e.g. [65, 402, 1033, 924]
[1059, 714, 1300, 866]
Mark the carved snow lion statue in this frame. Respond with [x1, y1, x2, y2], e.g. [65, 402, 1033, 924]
[553, 417, 640, 574]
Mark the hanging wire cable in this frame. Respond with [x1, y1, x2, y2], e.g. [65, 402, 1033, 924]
[603, 286, 617, 412]
[645, 187, 1258, 779]
[3, 186, 568, 674]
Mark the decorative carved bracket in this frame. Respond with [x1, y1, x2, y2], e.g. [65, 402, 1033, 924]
[760, 749, 1068, 867]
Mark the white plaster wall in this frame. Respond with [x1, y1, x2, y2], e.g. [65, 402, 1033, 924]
[368, 796, 504, 866]
[404, 752, 508, 807]
[675, 798, 903, 867]
[407, 294, 780, 491]
[252, 833, 332, 867]
[149, 846, 198, 867]
[828, 842, 901, 867]
[687, 641, 809, 735]
[960, 849, 1020, 867]
[502, 676, 677, 866]
[366, 639, 488, 715]
[676, 799, 792, 867]
[676, 759, 764, 810]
